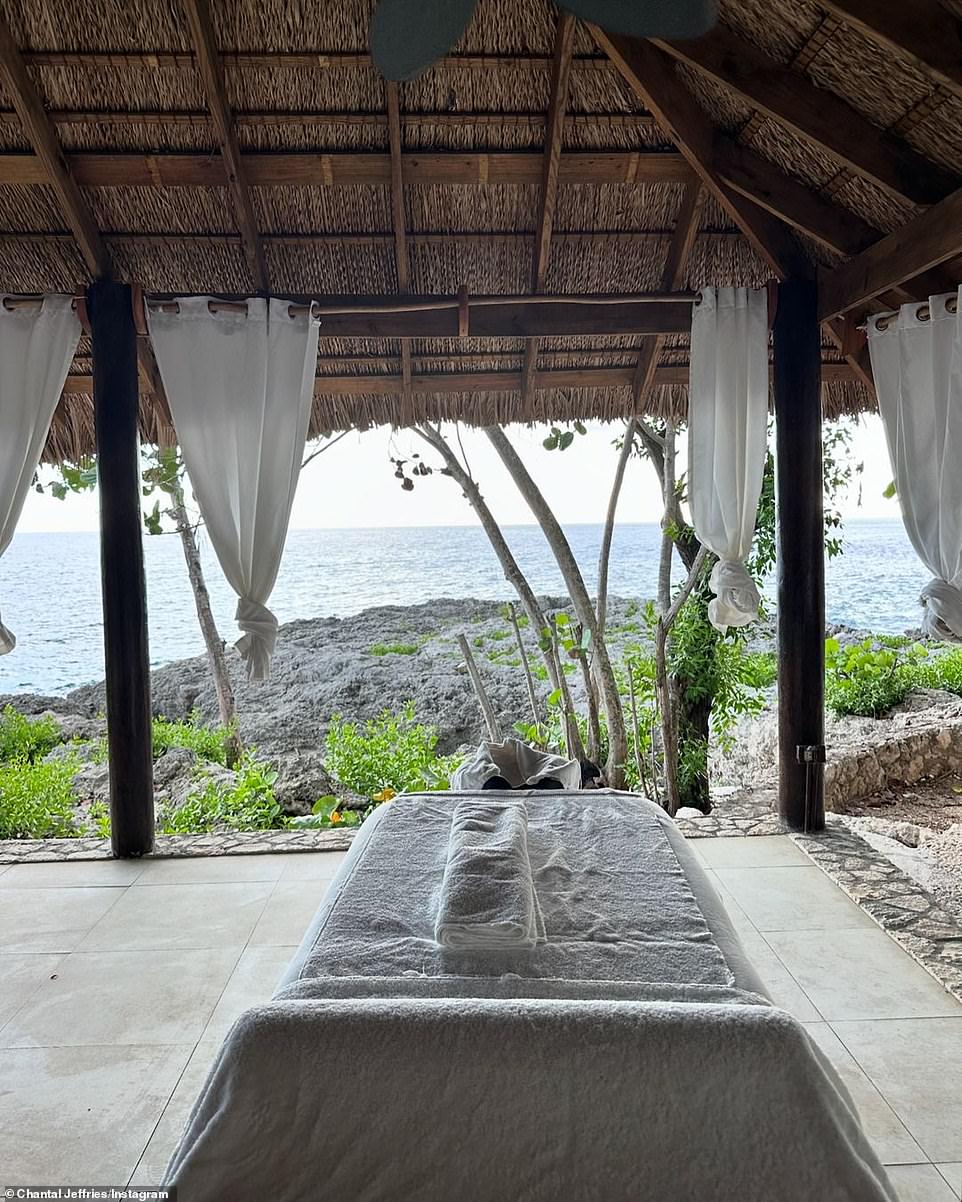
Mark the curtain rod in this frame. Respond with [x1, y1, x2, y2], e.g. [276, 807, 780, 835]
[866, 295, 958, 332]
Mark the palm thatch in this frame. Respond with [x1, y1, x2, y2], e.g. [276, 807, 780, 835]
[0, 0, 958, 460]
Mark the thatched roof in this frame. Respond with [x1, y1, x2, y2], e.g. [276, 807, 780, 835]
[0, 0, 960, 461]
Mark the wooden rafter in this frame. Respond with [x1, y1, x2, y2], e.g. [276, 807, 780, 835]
[386, 82, 413, 405]
[0, 17, 109, 278]
[180, 0, 268, 291]
[632, 182, 704, 407]
[60, 360, 860, 399]
[0, 150, 693, 188]
[818, 184, 962, 319]
[819, 0, 962, 103]
[589, 29, 806, 281]
[521, 10, 576, 405]
[20, 50, 613, 72]
[0, 15, 169, 416]
[657, 25, 957, 206]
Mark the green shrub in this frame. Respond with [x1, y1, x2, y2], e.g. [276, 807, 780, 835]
[917, 646, 962, 697]
[368, 642, 419, 656]
[88, 800, 112, 838]
[742, 651, 778, 689]
[324, 702, 459, 798]
[288, 794, 366, 830]
[0, 756, 79, 838]
[152, 713, 232, 765]
[0, 706, 61, 763]
[159, 751, 282, 834]
[824, 637, 928, 717]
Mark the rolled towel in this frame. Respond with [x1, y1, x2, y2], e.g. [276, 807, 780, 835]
[435, 800, 544, 951]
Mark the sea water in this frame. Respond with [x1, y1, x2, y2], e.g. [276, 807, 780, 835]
[0, 519, 930, 695]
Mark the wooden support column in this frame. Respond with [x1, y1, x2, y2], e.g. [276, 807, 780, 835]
[88, 281, 154, 857]
[774, 278, 825, 832]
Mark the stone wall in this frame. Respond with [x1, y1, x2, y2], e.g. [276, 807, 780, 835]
[715, 689, 962, 810]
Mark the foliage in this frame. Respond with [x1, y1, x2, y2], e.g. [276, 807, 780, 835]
[0, 706, 61, 763]
[542, 421, 586, 451]
[324, 702, 459, 798]
[0, 756, 79, 838]
[824, 637, 928, 717]
[158, 752, 282, 834]
[88, 800, 112, 839]
[919, 647, 962, 696]
[741, 651, 778, 689]
[368, 642, 419, 656]
[288, 794, 367, 830]
[152, 713, 234, 765]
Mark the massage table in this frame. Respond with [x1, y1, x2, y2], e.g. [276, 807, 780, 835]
[164, 791, 895, 1201]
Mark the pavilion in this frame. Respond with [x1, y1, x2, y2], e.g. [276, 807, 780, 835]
[1, 0, 959, 855]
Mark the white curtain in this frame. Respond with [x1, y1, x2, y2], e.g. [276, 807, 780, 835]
[0, 294, 82, 654]
[688, 287, 769, 632]
[147, 297, 320, 679]
[868, 288, 962, 642]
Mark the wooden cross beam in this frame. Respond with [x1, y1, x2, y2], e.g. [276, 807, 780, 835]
[180, 0, 269, 290]
[657, 25, 957, 206]
[522, 10, 576, 406]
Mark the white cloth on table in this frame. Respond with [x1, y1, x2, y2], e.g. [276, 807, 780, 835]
[689, 287, 769, 632]
[147, 296, 320, 678]
[0, 295, 82, 654]
[868, 289, 962, 642]
[452, 735, 581, 790]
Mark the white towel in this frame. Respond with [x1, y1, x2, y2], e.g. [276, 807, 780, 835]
[435, 800, 544, 950]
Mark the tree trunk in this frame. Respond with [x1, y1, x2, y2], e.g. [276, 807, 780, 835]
[170, 492, 242, 767]
[457, 633, 502, 741]
[508, 602, 542, 740]
[597, 419, 635, 633]
[415, 424, 586, 762]
[485, 426, 627, 787]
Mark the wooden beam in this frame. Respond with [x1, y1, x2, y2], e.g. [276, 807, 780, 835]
[180, 0, 268, 290]
[774, 277, 825, 832]
[819, 0, 962, 103]
[589, 28, 808, 280]
[0, 107, 656, 131]
[0, 17, 109, 277]
[522, 11, 576, 406]
[657, 26, 957, 206]
[818, 184, 962, 318]
[0, 150, 694, 188]
[88, 281, 155, 857]
[386, 83, 412, 407]
[61, 358, 860, 400]
[632, 182, 704, 405]
[20, 49, 614, 72]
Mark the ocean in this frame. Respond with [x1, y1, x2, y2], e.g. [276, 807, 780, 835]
[0, 518, 930, 696]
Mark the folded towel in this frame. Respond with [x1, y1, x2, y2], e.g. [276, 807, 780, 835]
[452, 737, 581, 791]
[435, 800, 544, 951]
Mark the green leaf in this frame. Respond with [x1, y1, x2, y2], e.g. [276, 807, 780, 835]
[882, 480, 897, 499]
[559, 431, 574, 451]
[573, 421, 586, 436]
[542, 435, 558, 450]
[554, 613, 570, 627]
[580, 627, 592, 651]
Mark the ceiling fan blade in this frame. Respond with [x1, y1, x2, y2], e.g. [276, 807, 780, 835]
[561, 0, 717, 39]
[371, 0, 479, 81]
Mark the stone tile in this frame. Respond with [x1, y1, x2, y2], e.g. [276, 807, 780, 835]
[702, 871, 758, 938]
[278, 851, 347, 881]
[0, 953, 64, 1030]
[0, 948, 241, 1047]
[202, 945, 296, 1039]
[936, 1164, 962, 1199]
[691, 835, 810, 869]
[0, 1043, 192, 1182]
[248, 880, 332, 947]
[0, 886, 123, 953]
[128, 1036, 223, 1186]
[832, 1018, 962, 1162]
[886, 1164, 958, 1202]
[803, 1023, 926, 1165]
[767, 929, 961, 1020]
[713, 866, 876, 932]
[134, 853, 294, 885]
[0, 859, 146, 887]
[737, 931, 822, 1021]
[79, 881, 274, 952]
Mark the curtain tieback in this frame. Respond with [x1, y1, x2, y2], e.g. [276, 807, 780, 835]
[235, 597, 279, 680]
[0, 611, 15, 656]
[920, 579, 962, 643]
[708, 558, 761, 633]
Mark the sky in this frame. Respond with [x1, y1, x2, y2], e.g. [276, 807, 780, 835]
[16, 412, 899, 534]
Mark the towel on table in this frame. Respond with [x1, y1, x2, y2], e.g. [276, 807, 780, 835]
[435, 799, 544, 950]
[451, 737, 581, 790]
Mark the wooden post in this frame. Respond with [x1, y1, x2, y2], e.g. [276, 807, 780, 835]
[88, 281, 155, 856]
[773, 278, 825, 832]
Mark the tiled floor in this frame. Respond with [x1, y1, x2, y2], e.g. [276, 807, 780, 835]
[0, 838, 959, 1199]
